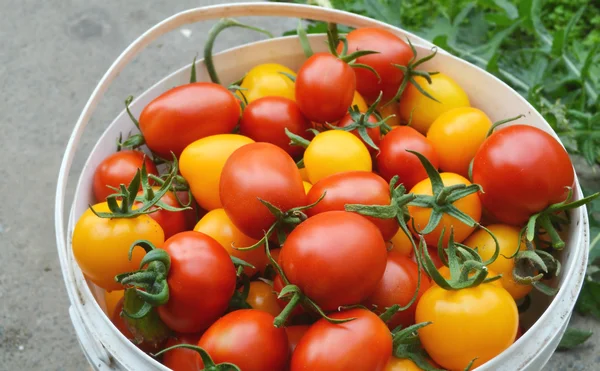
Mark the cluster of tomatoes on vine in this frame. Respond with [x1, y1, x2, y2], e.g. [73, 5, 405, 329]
[73, 19, 597, 371]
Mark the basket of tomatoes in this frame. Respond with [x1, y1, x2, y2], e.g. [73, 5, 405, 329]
[55, 3, 596, 371]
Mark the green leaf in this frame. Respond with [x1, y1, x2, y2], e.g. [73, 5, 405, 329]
[576, 280, 600, 319]
[492, 0, 518, 19]
[557, 328, 593, 351]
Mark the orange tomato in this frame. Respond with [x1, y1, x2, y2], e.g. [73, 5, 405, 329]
[245, 281, 282, 317]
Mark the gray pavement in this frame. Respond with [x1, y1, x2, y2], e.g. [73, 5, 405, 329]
[0, 1, 597, 370]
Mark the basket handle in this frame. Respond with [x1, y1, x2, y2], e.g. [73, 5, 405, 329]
[55, 2, 441, 296]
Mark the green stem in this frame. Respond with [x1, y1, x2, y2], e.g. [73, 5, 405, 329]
[273, 292, 302, 328]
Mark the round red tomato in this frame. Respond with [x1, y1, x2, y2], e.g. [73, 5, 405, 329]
[93, 150, 158, 202]
[306, 171, 399, 240]
[162, 334, 201, 371]
[198, 309, 289, 371]
[291, 308, 392, 371]
[340, 28, 413, 102]
[376, 126, 439, 190]
[220, 142, 307, 240]
[279, 211, 387, 311]
[285, 325, 310, 354]
[472, 125, 574, 225]
[364, 251, 430, 329]
[158, 231, 236, 333]
[139, 82, 241, 158]
[295, 52, 356, 123]
[134, 188, 197, 239]
[240, 96, 312, 159]
[337, 113, 381, 153]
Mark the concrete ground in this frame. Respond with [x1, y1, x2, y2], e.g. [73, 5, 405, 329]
[0, 0, 597, 370]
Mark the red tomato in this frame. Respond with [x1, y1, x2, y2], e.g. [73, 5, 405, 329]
[376, 126, 439, 190]
[364, 251, 430, 329]
[134, 188, 196, 239]
[92, 150, 158, 202]
[337, 113, 381, 153]
[240, 96, 312, 159]
[285, 325, 310, 354]
[198, 309, 289, 371]
[162, 334, 201, 371]
[220, 143, 307, 240]
[306, 171, 399, 240]
[472, 125, 574, 225]
[295, 52, 356, 123]
[291, 308, 392, 371]
[340, 28, 413, 102]
[157, 231, 236, 333]
[139, 82, 241, 158]
[279, 211, 387, 311]
[110, 298, 162, 353]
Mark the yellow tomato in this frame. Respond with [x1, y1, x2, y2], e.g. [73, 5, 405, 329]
[464, 224, 533, 299]
[415, 283, 518, 370]
[378, 99, 401, 127]
[245, 281, 282, 317]
[399, 73, 470, 134]
[303, 181, 312, 194]
[384, 357, 425, 371]
[194, 208, 268, 275]
[299, 167, 310, 182]
[408, 173, 481, 246]
[389, 229, 414, 256]
[427, 107, 492, 177]
[72, 203, 165, 291]
[104, 290, 124, 316]
[351, 90, 369, 112]
[180, 134, 254, 211]
[304, 130, 372, 184]
[237, 63, 296, 103]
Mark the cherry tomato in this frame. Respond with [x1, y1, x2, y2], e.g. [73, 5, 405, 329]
[472, 125, 574, 225]
[384, 357, 425, 371]
[157, 231, 236, 333]
[291, 308, 392, 371]
[193, 208, 267, 276]
[408, 173, 481, 246]
[378, 99, 401, 127]
[299, 167, 310, 182]
[240, 97, 312, 158]
[92, 150, 158, 202]
[464, 224, 533, 299]
[399, 73, 470, 134]
[104, 290, 124, 317]
[352, 90, 369, 112]
[198, 309, 289, 371]
[279, 211, 387, 311]
[285, 325, 310, 354]
[134, 188, 195, 239]
[340, 28, 413, 102]
[427, 107, 492, 177]
[220, 142, 307, 240]
[365, 251, 430, 329]
[73, 203, 164, 291]
[415, 283, 518, 370]
[389, 229, 414, 256]
[304, 130, 372, 184]
[376, 126, 439, 190]
[245, 281, 282, 317]
[162, 334, 201, 371]
[237, 63, 296, 103]
[302, 181, 312, 194]
[306, 171, 398, 240]
[139, 82, 241, 158]
[296, 52, 355, 123]
[180, 134, 254, 211]
[337, 113, 381, 153]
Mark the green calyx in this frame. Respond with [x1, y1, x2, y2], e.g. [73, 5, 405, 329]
[120, 288, 171, 348]
[326, 23, 380, 78]
[513, 241, 562, 296]
[391, 322, 444, 371]
[526, 187, 600, 249]
[326, 92, 394, 151]
[204, 18, 273, 86]
[385, 38, 440, 107]
[89, 155, 182, 219]
[115, 240, 171, 319]
[153, 344, 240, 371]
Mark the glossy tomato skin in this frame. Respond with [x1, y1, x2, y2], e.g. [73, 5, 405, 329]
[427, 107, 492, 177]
[193, 208, 268, 276]
[93, 150, 158, 203]
[365, 251, 430, 329]
[279, 211, 387, 311]
[306, 171, 398, 240]
[162, 334, 202, 371]
[384, 357, 425, 371]
[340, 28, 413, 102]
[472, 125, 574, 225]
[389, 229, 414, 256]
[238, 63, 296, 103]
[377, 126, 440, 190]
[220, 142, 307, 240]
[291, 308, 392, 371]
[73, 203, 165, 291]
[245, 281, 282, 317]
[399, 73, 470, 134]
[337, 113, 381, 153]
[415, 283, 518, 370]
[157, 231, 236, 333]
[139, 82, 240, 158]
[408, 173, 482, 246]
[198, 309, 289, 371]
[134, 188, 193, 239]
[296, 53, 356, 123]
[240, 96, 312, 159]
[285, 325, 310, 354]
